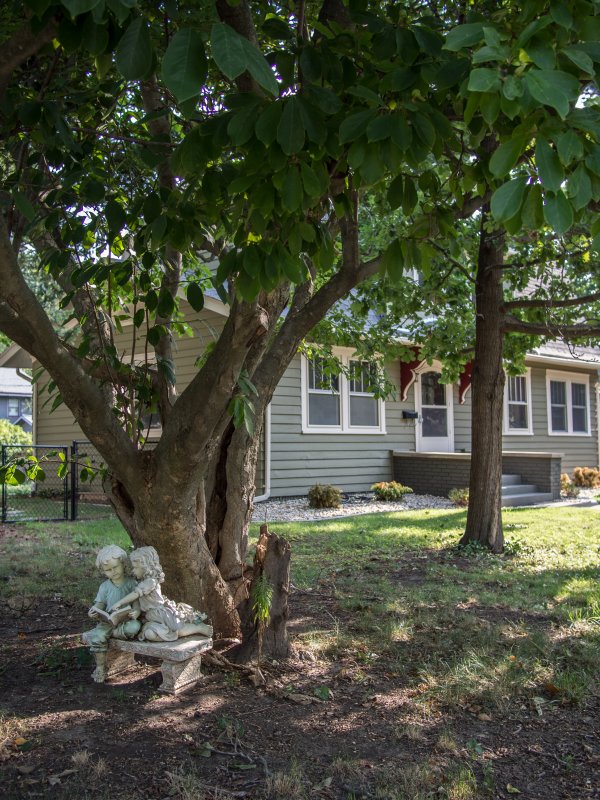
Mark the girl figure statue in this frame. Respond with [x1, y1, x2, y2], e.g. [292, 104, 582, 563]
[109, 546, 213, 642]
[82, 545, 141, 682]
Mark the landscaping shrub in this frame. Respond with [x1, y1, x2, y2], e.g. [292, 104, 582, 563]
[0, 419, 32, 447]
[448, 487, 469, 507]
[561, 473, 580, 498]
[371, 481, 413, 501]
[572, 466, 600, 488]
[307, 484, 342, 509]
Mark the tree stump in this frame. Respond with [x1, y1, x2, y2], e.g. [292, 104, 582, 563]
[232, 524, 291, 663]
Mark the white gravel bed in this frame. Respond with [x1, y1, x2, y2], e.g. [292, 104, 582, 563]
[252, 488, 599, 523]
[252, 492, 453, 523]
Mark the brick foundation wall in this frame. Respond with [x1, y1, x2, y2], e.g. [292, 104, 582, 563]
[392, 451, 562, 499]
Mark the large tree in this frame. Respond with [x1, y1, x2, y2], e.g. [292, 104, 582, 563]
[1, 0, 600, 649]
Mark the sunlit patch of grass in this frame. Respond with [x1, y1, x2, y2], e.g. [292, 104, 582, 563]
[265, 759, 306, 800]
[0, 710, 28, 743]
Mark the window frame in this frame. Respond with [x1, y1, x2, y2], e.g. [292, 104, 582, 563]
[503, 369, 533, 436]
[545, 370, 591, 436]
[7, 397, 19, 417]
[301, 348, 386, 434]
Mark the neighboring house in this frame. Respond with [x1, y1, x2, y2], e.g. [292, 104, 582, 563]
[0, 366, 33, 433]
[1, 296, 598, 504]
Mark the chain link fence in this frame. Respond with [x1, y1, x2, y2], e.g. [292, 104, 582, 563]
[1, 441, 117, 523]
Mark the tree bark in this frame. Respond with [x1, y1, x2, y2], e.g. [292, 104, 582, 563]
[461, 211, 506, 553]
[233, 524, 291, 663]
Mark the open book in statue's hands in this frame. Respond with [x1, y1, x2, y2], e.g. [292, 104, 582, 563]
[89, 605, 133, 626]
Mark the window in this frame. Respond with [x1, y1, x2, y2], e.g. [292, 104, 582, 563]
[8, 398, 19, 416]
[307, 357, 340, 427]
[504, 372, 532, 434]
[349, 361, 379, 428]
[302, 349, 386, 434]
[546, 371, 590, 435]
[20, 398, 32, 414]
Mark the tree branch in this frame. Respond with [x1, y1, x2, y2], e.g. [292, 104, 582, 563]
[0, 17, 58, 94]
[504, 314, 600, 337]
[503, 291, 600, 310]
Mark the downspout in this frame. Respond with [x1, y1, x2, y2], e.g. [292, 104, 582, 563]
[596, 370, 600, 468]
[254, 402, 271, 502]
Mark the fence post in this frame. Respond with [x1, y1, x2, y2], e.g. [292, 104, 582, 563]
[71, 440, 78, 521]
[1, 444, 6, 524]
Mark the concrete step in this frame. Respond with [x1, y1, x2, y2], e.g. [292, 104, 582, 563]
[501, 492, 554, 507]
[501, 474, 522, 486]
[502, 484, 538, 496]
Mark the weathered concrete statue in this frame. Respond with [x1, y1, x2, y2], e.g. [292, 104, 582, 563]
[109, 546, 213, 642]
[81, 545, 141, 682]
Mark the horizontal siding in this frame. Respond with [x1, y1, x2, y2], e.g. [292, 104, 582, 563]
[269, 356, 418, 496]
[502, 364, 598, 474]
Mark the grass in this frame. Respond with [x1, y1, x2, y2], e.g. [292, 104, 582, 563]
[0, 507, 600, 712]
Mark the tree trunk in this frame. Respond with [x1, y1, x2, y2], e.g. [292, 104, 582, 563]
[461, 213, 505, 553]
[233, 524, 291, 663]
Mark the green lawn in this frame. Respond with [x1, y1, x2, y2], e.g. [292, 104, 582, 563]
[2, 505, 598, 708]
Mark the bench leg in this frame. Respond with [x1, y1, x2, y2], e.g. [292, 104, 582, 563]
[106, 649, 137, 678]
[159, 655, 203, 694]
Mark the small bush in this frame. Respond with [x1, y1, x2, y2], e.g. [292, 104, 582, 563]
[448, 487, 469, 507]
[371, 481, 413, 501]
[0, 419, 32, 447]
[560, 473, 580, 498]
[573, 466, 600, 488]
[308, 484, 342, 509]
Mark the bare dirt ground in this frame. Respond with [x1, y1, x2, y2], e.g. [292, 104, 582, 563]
[0, 527, 598, 800]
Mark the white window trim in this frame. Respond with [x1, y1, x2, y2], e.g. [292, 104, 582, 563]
[301, 347, 386, 434]
[546, 370, 591, 436]
[503, 369, 533, 436]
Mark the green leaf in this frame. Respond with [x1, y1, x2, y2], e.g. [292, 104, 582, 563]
[387, 175, 403, 209]
[162, 29, 208, 103]
[556, 130, 583, 165]
[562, 46, 594, 75]
[12, 191, 36, 222]
[133, 308, 145, 328]
[211, 23, 247, 80]
[567, 165, 592, 210]
[366, 114, 395, 143]
[390, 114, 412, 151]
[281, 166, 303, 212]
[211, 24, 278, 96]
[468, 68, 501, 92]
[277, 97, 305, 155]
[339, 110, 377, 144]
[502, 75, 523, 101]
[535, 138, 564, 192]
[543, 190, 574, 234]
[381, 239, 403, 282]
[444, 23, 485, 51]
[157, 288, 175, 318]
[186, 281, 204, 312]
[62, 0, 102, 17]
[521, 184, 544, 229]
[116, 18, 154, 80]
[524, 69, 578, 118]
[489, 136, 528, 178]
[300, 163, 323, 198]
[490, 177, 528, 223]
[255, 101, 282, 145]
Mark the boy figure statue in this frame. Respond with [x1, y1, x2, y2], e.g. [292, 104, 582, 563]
[82, 545, 141, 682]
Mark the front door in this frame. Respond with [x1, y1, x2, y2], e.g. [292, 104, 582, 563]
[416, 370, 453, 452]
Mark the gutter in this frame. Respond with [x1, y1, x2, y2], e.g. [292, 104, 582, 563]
[254, 403, 271, 503]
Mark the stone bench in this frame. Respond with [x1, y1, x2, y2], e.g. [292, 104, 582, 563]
[107, 635, 213, 694]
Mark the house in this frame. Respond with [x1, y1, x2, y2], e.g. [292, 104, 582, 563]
[1, 295, 598, 504]
[0, 367, 33, 433]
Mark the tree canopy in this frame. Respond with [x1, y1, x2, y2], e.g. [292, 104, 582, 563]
[1, 0, 600, 637]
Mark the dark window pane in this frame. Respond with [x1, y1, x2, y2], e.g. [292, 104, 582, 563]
[551, 405, 567, 432]
[421, 372, 445, 406]
[309, 393, 340, 426]
[550, 380, 566, 405]
[572, 383, 587, 408]
[572, 407, 587, 433]
[350, 396, 378, 427]
[422, 408, 448, 437]
[508, 404, 527, 430]
[508, 376, 526, 403]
